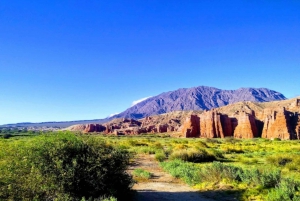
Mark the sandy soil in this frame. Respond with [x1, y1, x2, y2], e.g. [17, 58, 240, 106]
[128, 154, 214, 201]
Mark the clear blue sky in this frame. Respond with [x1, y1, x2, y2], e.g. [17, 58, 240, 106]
[0, 1, 299, 124]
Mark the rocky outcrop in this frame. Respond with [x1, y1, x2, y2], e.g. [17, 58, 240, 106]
[84, 124, 106, 133]
[262, 108, 293, 140]
[233, 112, 258, 139]
[182, 115, 200, 137]
[182, 112, 233, 138]
[64, 97, 300, 140]
[199, 111, 232, 138]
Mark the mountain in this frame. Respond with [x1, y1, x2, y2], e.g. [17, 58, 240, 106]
[1, 86, 286, 129]
[112, 86, 286, 119]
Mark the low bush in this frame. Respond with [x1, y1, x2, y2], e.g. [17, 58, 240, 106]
[239, 168, 281, 188]
[199, 161, 241, 183]
[155, 152, 167, 162]
[132, 169, 152, 180]
[266, 178, 300, 201]
[2, 133, 12, 139]
[160, 159, 201, 185]
[266, 155, 293, 166]
[0, 132, 133, 200]
[169, 149, 216, 163]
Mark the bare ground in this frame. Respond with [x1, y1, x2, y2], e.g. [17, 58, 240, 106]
[128, 154, 215, 201]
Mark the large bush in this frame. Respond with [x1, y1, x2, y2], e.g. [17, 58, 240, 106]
[0, 132, 133, 200]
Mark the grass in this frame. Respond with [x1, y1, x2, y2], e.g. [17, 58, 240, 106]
[2, 132, 300, 200]
[132, 168, 152, 182]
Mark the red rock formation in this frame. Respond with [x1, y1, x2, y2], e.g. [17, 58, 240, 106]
[262, 108, 293, 140]
[233, 112, 258, 139]
[220, 114, 233, 137]
[156, 124, 168, 133]
[181, 115, 200, 137]
[199, 111, 232, 138]
[84, 124, 106, 133]
[68, 124, 86, 131]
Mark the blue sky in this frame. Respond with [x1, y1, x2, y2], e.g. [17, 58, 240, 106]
[0, 1, 299, 124]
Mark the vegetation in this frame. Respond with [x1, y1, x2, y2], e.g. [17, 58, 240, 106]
[1, 131, 300, 200]
[132, 169, 152, 181]
[0, 132, 133, 200]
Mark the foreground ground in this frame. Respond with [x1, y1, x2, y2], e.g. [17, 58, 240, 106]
[1, 132, 300, 200]
[129, 154, 215, 201]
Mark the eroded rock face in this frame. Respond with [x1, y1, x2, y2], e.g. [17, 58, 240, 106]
[198, 111, 233, 138]
[84, 124, 106, 133]
[182, 115, 200, 137]
[233, 112, 258, 139]
[199, 111, 221, 138]
[65, 97, 300, 139]
[262, 108, 293, 140]
[68, 124, 86, 131]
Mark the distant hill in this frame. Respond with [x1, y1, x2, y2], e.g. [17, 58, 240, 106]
[112, 86, 286, 119]
[0, 119, 107, 129]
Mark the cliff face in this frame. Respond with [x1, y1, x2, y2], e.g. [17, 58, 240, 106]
[199, 111, 227, 138]
[233, 112, 258, 139]
[66, 97, 300, 140]
[261, 108, 298, 140]
[182, 115, 200, 137]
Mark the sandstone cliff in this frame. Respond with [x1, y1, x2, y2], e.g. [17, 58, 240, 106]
[66, 97, 300, 140]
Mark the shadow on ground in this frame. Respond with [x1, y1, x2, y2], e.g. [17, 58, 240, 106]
[127, 189, 244, 201]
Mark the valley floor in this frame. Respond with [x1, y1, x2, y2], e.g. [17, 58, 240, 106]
[129, 154, 218, 201]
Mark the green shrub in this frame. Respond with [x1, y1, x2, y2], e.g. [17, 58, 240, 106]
[2, 133, 12, 139]
[169, 149, 216, 163]
[240, 168, 280, 188]
[266, 179, 300, 201]
[0, 132, 133, 200]
[160, 159, 201, 185]
[155, 152, 167, 162]
[199, 162, 242, 183]
[134, 146, 159, 154]
[132, 169, 152, 179]
[266, 155, 293, 166]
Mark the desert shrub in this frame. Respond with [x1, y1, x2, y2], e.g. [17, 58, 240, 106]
[169, 148, 216, 163]
[240, 158, 259, 165]
[164, 146, 173, 156]
[155, 152, 167, 162]
[266, 155, 293, 166]
[160, 159, 201, 185]
[208, 149, 224, 159]
[199, 162, 242, 183]
[2, 133, 12, 139]
[239, 168, 280, 188]
[223, 137, 240, 144]
[151, 142, 163, 149]
[266, 179, 300, 201]
[204, 138, 220, 144]
[193, 141, 208, 148]
[221, 146, 244, 154]
[134, 146, 159, 154]
[0, 132, 133, 200]
[173, 144, 188, 150]
[132, 169, 152, 180]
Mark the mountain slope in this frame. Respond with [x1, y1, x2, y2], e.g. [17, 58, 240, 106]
[113, 86, 286, 119]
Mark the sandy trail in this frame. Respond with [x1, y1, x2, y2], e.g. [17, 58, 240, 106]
[128, 154, 214, 201]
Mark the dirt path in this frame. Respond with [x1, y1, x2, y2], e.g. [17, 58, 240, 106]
[128, 154, 214, 201]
